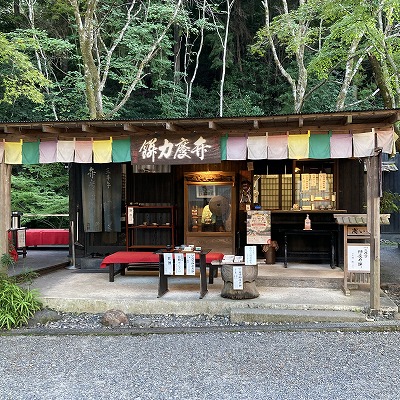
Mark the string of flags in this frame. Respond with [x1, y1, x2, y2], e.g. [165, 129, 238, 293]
[0, 129, 396, 165]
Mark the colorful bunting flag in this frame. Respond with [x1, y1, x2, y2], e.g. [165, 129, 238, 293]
[247, 135, 268, 160]
[353, 131, 374, 157]
[93, 138, 112, 163]
[288, 133, 309, 159]
[22, 141, 40, 164]
[267, 134, 288, 159]
[57, 140, 75, 163]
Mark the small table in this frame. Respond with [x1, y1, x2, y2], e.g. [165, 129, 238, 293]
[157, 249, 210, 299]
[283, 229, 336, 268]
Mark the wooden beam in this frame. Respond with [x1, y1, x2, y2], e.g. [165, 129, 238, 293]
[82, 123, 98, 134]
[42, 125, 62, 134]
[208, 121, 219, 130]
[386, 111, 400, 124]
[367, 149, 381, 314]
[123, 123, 151, 133]
[3, 126, 20, 134]
[0, 163, 11, 273]
[165, 122, 177, 132]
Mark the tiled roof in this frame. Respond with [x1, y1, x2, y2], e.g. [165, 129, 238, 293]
[333, 214, 391, 225]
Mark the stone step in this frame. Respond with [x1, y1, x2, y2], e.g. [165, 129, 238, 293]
[230, 308, 366, 324]
[256, 276, 342, 289]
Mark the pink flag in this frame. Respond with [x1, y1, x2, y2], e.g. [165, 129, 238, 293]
[267, 135, 288, 159]
[39, 141, 57, 163]
[227, 136, 247, 160]
[330, 134, 353, 158]
[75, 141, 93, 163]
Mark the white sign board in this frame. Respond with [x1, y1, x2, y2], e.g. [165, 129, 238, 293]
[127, 206, 134, 225]
[233, 266, 244, 290]
[244, 246, 257, 266]
[174, 253, 185, 275]
[163, 253, 174, 275]
[17, 229, 26, 247]
[186, 253, 196, 276]
[347, 244, 370, 272]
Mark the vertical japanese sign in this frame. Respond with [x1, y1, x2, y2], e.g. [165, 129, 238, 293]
[163, 253, 174, 275]
[348, 244, 370, 272]
[233, 266, 244, 290]
[318, 172, 327, 191]
[245, 245, 257, 266]
[174, 253, 185, 275]
[186, 252, 196, 275]
[301, 173, 310, 191]
[131, 133, 220, 165]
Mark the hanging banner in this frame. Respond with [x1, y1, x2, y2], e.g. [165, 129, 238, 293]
[131, 133, 220, 165]
[81, 164, 103, 232]
[102, 164, 122, 232]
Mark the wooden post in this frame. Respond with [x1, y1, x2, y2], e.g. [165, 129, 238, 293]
[367, 149, 382, 315]
[0, 162, 11, 274]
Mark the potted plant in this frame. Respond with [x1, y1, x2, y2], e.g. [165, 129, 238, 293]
[262, 239, 279, 264]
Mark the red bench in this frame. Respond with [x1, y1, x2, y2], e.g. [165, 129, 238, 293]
[100, 251, 224, 283]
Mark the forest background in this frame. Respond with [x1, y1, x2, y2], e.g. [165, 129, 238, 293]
[1, 0, 400, 227]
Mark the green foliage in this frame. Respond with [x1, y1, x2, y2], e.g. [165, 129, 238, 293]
[11, 164, 69, 228]
[0, 271, 42, 330]
[0, 253, 41, 330]
[0, 34, 49, 105]
[381, 190, 400, 213]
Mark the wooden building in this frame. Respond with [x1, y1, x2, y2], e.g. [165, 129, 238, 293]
[0, 109, 399, 268]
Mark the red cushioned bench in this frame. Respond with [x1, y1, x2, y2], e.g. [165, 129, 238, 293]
[100, 251, 224, 283]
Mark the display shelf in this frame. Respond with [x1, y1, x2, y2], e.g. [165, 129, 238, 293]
[126, 205, 175, 250]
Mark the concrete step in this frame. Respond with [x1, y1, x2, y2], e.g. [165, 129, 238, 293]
[256, 276, 342, 289]
[230, 308, 366, 324]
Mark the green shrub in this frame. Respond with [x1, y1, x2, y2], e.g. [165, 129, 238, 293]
[0, 270, 42, 330]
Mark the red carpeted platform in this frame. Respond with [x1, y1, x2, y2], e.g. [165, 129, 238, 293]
[100, 251, 224, 283]
[26, 229, 69, 246]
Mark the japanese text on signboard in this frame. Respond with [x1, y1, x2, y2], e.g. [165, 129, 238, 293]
[131, 133, 220, 165]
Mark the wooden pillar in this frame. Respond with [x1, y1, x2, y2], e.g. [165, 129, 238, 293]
[367, 149, 381, 314]
[0, 162, 11, 273]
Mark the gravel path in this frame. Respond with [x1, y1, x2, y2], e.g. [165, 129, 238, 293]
[1, 330, 400, 399]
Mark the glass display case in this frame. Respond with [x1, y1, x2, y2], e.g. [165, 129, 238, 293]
[184, 172, 236, 254]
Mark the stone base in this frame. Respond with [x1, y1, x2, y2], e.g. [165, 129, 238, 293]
[221, 281, 259, 299]
[220, 264, 259, 299]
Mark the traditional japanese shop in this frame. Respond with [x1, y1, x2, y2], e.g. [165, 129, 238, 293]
[0, 110, 398, 267]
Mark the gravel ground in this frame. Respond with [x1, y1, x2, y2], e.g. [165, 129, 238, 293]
[1, 330, 400, 399]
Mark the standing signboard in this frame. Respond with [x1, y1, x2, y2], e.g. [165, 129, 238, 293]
[246, 210, 271, 244]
